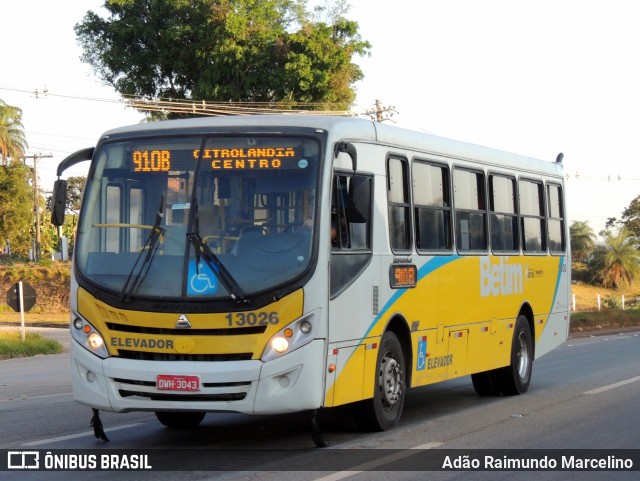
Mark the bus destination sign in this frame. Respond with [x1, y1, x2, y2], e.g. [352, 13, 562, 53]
[131, 146, 303, 172]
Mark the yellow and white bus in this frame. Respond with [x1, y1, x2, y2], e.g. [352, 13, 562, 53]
[52, 115, 570, 438]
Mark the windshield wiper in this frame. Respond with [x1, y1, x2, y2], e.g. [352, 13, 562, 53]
[185, 145, 248, 304]
[187, 231, 248, 304]
[120, 196, 165, 302]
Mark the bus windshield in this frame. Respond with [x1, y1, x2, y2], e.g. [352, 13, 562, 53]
[75, 134, 320, 301]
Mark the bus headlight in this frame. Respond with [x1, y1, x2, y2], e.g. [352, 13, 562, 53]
[88, 332, 105, 350]
[70, 313, 110, 359]
[271, 337, 289, 353]
[261, 310, 318, 362]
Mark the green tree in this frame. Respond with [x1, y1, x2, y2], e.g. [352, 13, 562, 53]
[0, 100, 28, 165]
[65, 176, 86, 215]
[75, 0, 370, 116]
[617, 195, 640, 240]
[46, 176, 85, 214]
[588, 228, 640, 289]
[569, 220, 597, 263]
[42, 214, 78, 258]
[0, 162, 33, 258]
[45, 176, 85, 256]
[605, 195, 640, 240]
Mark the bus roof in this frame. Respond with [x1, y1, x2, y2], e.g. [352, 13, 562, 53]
[101, 114, 563, 178]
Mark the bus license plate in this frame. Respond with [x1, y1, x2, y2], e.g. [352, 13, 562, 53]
[156, 374, 200, 392]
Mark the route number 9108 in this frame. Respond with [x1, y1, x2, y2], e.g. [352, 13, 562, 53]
[226, 311, 279, 327]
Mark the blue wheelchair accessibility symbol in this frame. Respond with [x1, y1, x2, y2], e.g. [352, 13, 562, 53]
[417, 339, 427, 371]
[187, 261, 219, 295]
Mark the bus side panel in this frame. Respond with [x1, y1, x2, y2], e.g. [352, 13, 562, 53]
[534, 255, 570, 358]
[536, 312, 569, 358]
[323, 239, 568, 405]
[324, 343, 366, 407]
[467, 319, 500, 374]
[447, 330, 468, 378]
[410, 329, 446, 386]
[325, 253, 381, 406]
[366, 253, 566, 391]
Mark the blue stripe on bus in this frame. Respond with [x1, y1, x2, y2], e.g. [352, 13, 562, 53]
[362, 255, 461, 339]
[548, 255, 566, 314]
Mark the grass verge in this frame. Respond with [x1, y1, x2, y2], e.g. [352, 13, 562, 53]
[0, 331, 63, 359]
[570, 309, 640, 332]
[0, 312, 69, 327]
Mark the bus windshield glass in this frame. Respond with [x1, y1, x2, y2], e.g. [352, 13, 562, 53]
[75, 135, 320, 300]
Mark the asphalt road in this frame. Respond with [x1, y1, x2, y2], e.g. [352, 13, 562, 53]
[1, 328, 639, 480]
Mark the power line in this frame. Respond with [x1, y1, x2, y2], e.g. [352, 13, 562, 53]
[0, 85, 353, 116]
[0, 85, 124, 106]
[27, 130, 97, 141]
[123, 96, 351, 117]
[9, 85, 638, 181]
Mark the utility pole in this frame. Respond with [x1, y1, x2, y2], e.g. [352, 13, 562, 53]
[362, 99, 398, 122]
[22, 153, 53, 261]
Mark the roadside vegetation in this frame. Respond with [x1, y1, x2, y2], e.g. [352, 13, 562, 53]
[570, 278, 640, 334]
[0, 331, 62, 359]
[569, 213, 640, 334]
[0, 260, 70, 316]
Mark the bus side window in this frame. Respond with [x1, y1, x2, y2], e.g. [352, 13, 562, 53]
[519, 179, 546, 253]
[412, 160, 452, 252]
[331, 174, 372, 250]
[331, 176, 350, 249]
[387, 156, 412, 252]
[453, 168, 487, 252]
[489, 174, 518, 252]
[547, 183, 565, 254]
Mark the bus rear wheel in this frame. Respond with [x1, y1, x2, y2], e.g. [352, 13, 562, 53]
[497, 315, 533, 395]
[471, 370, 500, 396]
[353, 331, 406, 431]
[155, 411, 206, 429]
[472, 315, 533, 397]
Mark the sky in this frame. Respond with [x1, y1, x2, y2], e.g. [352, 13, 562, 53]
[2, 0, 639, 237]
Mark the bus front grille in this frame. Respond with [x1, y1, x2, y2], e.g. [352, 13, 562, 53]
[106, 322, 266, 336]
[115, 350, 253, 361]
[118, 390, 247, 402]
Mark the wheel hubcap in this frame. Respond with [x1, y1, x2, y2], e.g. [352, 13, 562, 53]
[516, 332, 530, 379]
[379, 353, 403, 408]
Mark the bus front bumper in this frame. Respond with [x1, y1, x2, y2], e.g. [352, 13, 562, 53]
[70, 339, 326, 415]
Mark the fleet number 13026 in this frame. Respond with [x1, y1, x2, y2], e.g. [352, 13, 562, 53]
[226, 311, 279, 327]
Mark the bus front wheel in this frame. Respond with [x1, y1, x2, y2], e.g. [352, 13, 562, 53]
[155, 411, 206, 429]
[353, 331, 406, 431]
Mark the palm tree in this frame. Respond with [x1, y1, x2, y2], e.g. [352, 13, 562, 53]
[0, 100, 28, 165]
[570, 220, 597, 262]
[588, 228, 640, 289]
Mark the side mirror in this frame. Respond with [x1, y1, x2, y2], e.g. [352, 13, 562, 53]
[334, 142, 358, 172]
[51, 179, 68, 226]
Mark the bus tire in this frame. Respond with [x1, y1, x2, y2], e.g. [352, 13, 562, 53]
[353, 331, 406, 431]
[471, 371, 500, 396]
[496, 315, 533, 395]
[155, 411, 206, 429]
